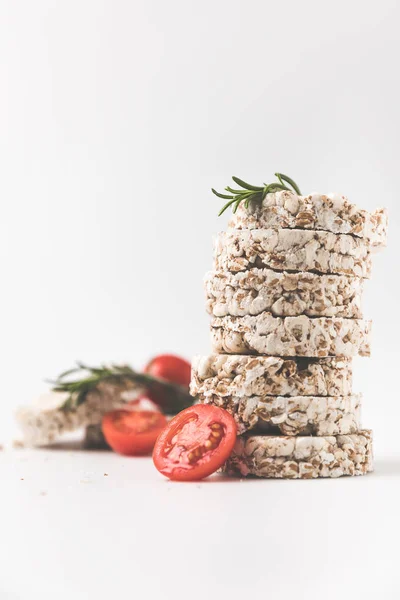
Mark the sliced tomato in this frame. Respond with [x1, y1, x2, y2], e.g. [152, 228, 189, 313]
[144, 354, 191, 388]
[102, 410, 168, 456]
[153, 404, 237, 481]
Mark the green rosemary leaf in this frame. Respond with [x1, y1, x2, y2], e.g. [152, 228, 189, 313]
[266, 183, 290, 192]
[76, 389, 88, 407]
[244, 192, 260, 209]
[225, 186, 254, 198]
[52, 362, 194, 415]
[61, 396, 75, 411]
[76, 364, 106, 377]
[232, 197, 243, 213]
[275, 173, 301, 195]
[55, 366, 82, 380]
[225, 185, 246, 196]
[214, 173, 302, 216]
[232, 177, 263, 191]
[218, 198, 238, 216]
[244, 195, 252, 209]
[211, 188, 233, 200]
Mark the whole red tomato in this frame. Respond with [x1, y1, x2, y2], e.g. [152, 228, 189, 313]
[144, 354, 191, 388]
[144, 354, 191, 409]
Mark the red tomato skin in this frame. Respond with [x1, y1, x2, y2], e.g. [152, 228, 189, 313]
[144, 354, 191, 388]
[102, 410, 168, 457]
[153, 405, 237, 481]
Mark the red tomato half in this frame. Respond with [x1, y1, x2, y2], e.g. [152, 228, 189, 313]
[102, 410, 168, 456]
[144, 354, 191, 388]
[153, 404, 237, 481]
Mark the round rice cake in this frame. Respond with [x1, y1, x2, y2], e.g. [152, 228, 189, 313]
[15, 384, 127, 447]
[205, 268, 363, 318]
[214, 229, 371, 278]
[198, 393, 361, 436]
[229, 190, 387, 251]
[191, 355, 352, 398]
[221, 430, 373, 478]
[210, 314, 371, 357]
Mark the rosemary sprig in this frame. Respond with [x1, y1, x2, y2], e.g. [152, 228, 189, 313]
[212, 172, 302, 216]
[50, 362, 193, 414]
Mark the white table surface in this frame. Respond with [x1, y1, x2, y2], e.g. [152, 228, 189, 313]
[1, 442, 400, 600]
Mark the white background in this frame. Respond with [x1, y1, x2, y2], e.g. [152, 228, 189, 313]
[0, 1, 399, 599]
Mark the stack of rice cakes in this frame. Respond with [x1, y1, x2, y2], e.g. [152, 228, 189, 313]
[191, 191, 387, 479]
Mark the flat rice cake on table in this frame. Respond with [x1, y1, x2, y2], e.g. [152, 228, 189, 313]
[210, 314, 371, 357]
[15, 385, 126, 447]
[197, 393, 361, 436]
[191, 355, 353, 398]
[205, 268, 364, 318]
[214, 229, 372, 278]
[228, 190, 387, 251]
[221, 430, 373, 479]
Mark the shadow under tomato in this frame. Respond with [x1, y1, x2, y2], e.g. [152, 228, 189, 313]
[36, 439, 110, 452]
[162, 472, 266, 484]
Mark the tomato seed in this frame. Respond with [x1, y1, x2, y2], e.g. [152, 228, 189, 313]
[210, 423, 222, 431]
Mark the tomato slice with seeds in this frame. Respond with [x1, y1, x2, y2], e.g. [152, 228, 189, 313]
[102, 410, 168, 456]
[153, 405, 237, 481]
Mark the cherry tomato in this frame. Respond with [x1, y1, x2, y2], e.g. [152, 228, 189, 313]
[102, 410, 168, 456]
[153, 404, 237, 481]
[144, 354, 191, 388]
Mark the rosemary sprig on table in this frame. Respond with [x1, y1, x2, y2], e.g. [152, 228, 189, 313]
[212, 172, 302, 216]
[50, 362, 193, 414]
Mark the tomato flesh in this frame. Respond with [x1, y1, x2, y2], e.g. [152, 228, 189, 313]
[145, 354, 191, 388]
[153, 405, 237, 481]
[102, 410, 167, 456]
